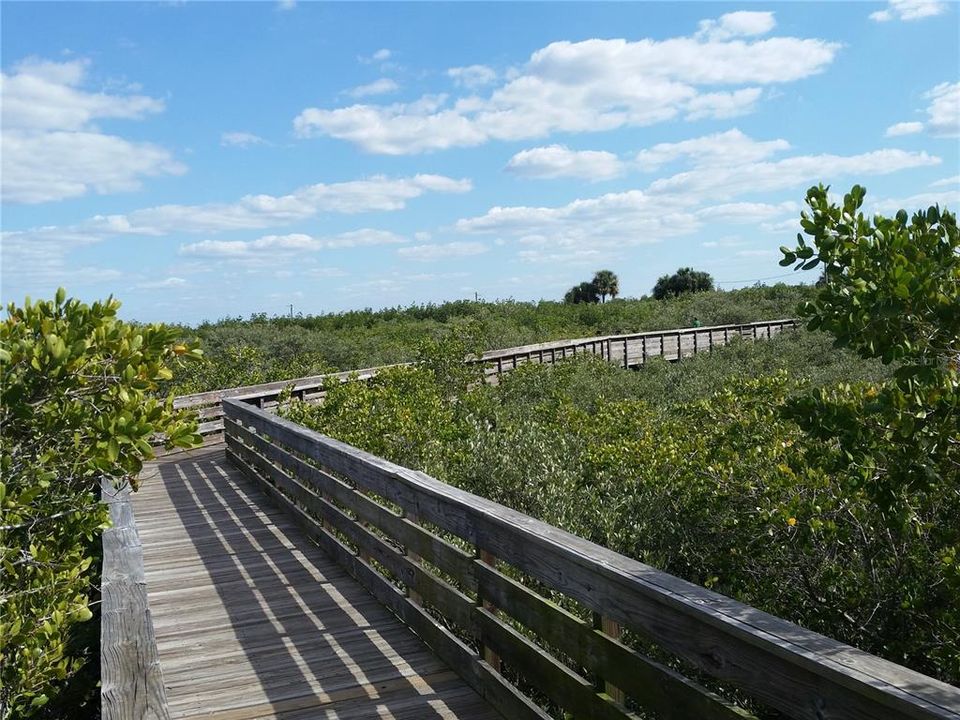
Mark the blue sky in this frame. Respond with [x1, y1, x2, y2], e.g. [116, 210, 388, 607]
[2, 1, 958, 324]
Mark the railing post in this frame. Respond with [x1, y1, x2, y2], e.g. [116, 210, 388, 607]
[624, 338, 630, 368]
[593, 613, 626, 705]
[405, 511, 423, 605]
[676, 331, 682, 360]
[478, 549, 502, 672]
[693, 330, 699, 355]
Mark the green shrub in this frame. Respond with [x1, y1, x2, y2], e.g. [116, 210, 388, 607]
[0, 291, 201, 716]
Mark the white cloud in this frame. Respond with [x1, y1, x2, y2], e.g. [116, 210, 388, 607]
[88, 174, 471, 235]
[294, 16, 839, 154]
[684, 88, 763, 120]
[696, 11, 776, 41]
[759, 218, 801, 234]
[360, 48, 392, 64]
[1, 57, 184, 203]
[696, 201, 799, 224]
[456, 190, 699, 252]
[930, 175, 959, 188]
[884, 82, 960, 139]
[505, 145, 624, 181]
[397, 241, 489, 261]
[647, 148, 940, 200]
[702, 236, 748, 248]
[518, 247, 608, 265]
[180, 229, 407, 257]
[867, 189, 960, 215]
[925, 82, 960, 137]
[635, 129, 790, 171]
[454, 137, 942, 260]
[2, 173, 467, 291]
[347, 78, 399, 98]
[885, 121, 924, 137]
[135, 276, 187, 289]
[447, 65, 497, 88]
[221, 131, 267, 147]
[3, 130, 186, 204]
[1, 57, 164, 130]
[735, 249, 778, 258]
[869, 0, 947, 22]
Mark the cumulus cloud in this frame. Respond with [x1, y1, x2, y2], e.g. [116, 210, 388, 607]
[221, 131, 267, 147]
[135, 277, 187, 289]
[397, 241, 489, 261]
[635, 129, 790, 171]
[180, 229, 407, 257]
[455, 136, 942, 259]
[2, 173, 469, 291]
[930, 174, 959, 188]
[885, 121, 924, 137]
[695, 201, 799, 224]
[646, 148, 939, 199]
[293, 14, 839, 154]
[447, 65, 497, 88]
[456, 190, 699, 251]
[347, 78, 399, 98]
[925, 81, 960, 137]
[1, 57, 184, 203]
[88, 174, 472, 235]
[360, 48, 392, 64]
[505, 145, 624, 181]
[870, 0, 947, 22]
[695, 11, 776, 41]
[884, 82, 959, 139]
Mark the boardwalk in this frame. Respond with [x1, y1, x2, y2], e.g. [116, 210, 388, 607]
[133, 447, 502, 720]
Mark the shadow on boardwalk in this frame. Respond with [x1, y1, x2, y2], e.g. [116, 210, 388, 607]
[139, 448, 499, 720]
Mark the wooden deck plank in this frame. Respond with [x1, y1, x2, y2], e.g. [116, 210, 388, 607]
[134, 448, 501, 720]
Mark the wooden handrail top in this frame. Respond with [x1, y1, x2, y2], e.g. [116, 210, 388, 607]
[222, 397, 959, 720]
[472, 319, 797, 362]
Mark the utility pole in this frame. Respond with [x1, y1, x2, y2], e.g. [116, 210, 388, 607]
[289, 304, 294, 318]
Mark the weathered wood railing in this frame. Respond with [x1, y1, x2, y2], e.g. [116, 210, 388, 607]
[178, 319, 796, 445]
[100, 479, 170, 719]
[222, 398, 960, 720]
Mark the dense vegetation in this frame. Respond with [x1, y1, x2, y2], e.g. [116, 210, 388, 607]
[0, 292, 201, 717]
[278, 187, 959, 683]
[652, 267, 715, 300]
[168, 283, 810, 394]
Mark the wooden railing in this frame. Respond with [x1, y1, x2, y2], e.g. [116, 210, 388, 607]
[176, 319, 796, 445]
[222, 398, 960, 720]
[100, 479, 170, 720]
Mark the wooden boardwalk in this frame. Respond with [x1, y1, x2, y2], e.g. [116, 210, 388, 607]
[133, 446, 502, 720]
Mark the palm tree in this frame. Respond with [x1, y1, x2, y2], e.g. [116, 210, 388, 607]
[591, 270, 619, 303]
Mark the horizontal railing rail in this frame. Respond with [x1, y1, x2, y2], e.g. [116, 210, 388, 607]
[222, 398, 960, 720]
[171, 319, 796, 446]
[100, 478, 170, 720]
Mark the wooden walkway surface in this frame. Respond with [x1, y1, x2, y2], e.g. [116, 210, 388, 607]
[134, 446, 502, 720]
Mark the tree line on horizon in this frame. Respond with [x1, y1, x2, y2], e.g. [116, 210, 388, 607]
[563, 267, 716, 304]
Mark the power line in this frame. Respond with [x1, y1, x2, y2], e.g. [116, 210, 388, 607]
[715, 271, 800, 285]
